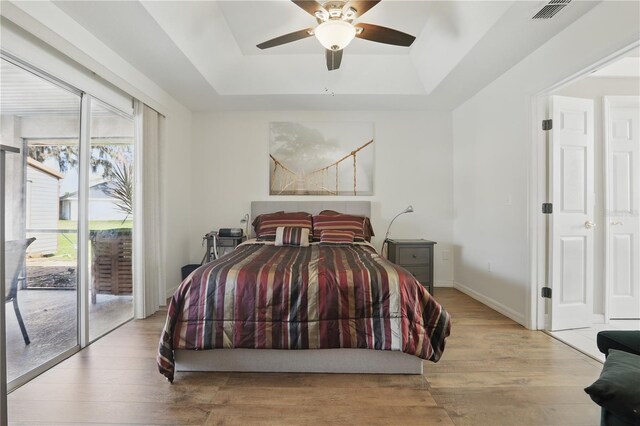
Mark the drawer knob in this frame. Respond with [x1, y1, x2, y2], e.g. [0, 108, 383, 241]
[412, 254, 417, 258]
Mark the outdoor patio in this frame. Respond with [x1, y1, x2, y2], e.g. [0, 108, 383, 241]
[5, 277, 132, 383]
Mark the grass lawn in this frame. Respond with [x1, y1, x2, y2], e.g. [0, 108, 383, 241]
[54, 220, 133, 259]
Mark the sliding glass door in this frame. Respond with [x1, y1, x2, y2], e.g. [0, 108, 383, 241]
[88, 98, 134, 341]
[1, 57, 81, 386]
[1, 55, 135, 390]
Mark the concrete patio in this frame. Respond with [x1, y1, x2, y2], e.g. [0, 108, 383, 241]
[5, 286, 132, 384]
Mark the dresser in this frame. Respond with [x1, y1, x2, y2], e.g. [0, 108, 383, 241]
[386, 239, 436, 295]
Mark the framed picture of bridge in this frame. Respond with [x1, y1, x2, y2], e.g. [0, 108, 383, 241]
[269, 122, 374, 196]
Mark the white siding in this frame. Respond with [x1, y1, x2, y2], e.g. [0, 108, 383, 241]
[61, 198, 129, 222]
[26, 165, 59, 254]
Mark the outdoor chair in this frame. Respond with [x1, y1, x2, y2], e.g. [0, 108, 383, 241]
[4, 237, 36, 345]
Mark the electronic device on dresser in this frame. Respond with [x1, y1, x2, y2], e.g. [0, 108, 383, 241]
[386, 239, 436, 295]
[218, 228, 243, 237]
[204, 230, 246, 263]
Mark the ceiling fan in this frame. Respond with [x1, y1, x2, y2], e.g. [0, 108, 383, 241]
[256, 0, 416, 71]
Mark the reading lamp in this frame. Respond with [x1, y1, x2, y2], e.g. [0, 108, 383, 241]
[240, 213, 250, 237]
[382, 205, 414, 254]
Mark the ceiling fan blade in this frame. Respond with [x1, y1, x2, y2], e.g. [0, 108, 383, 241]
[257, 28, 314, 49]
[326, 49, 343, 71]
[344, 1, 381, 19]
[355, 23, 416, 47]
[291, 0, 328, 18]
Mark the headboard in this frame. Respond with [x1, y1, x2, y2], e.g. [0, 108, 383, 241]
[251, 201, 371, 236]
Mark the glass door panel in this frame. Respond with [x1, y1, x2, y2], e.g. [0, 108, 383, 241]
[88, 98, 134, 341]
[1, 58, 81, 384]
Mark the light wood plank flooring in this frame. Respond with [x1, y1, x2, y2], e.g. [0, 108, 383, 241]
[7, 288, 602, 425]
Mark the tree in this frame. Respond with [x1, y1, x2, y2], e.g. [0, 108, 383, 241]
[28, 144, 133, 179]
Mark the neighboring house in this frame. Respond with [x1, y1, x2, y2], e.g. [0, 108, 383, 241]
[60, 182, 128, 222]
[26, 157, 63, 255]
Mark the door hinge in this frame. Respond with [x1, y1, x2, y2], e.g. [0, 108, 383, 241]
[542, 119, 553, 131]
[541, 287, 552, 298]
[542, 203, 553, 214]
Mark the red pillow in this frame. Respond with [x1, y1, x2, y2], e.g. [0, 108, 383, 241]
[320, 230, 355, 245]
[313, 214, 366, 242]
[318, 210, 374, 241]
[253, 212, 312, 241]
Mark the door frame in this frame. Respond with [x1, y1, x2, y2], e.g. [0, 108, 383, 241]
[529, 41, 640, 330]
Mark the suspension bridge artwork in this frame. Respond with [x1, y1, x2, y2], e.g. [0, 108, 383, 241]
[269, 122, 374, 196]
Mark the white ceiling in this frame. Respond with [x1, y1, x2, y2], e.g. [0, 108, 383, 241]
[50, 0, 601, 111]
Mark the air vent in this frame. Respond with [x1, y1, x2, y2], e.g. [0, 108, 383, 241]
[532, 0, 571, 19]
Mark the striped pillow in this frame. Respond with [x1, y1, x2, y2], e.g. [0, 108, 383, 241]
[320, 230, 355, 245]
[253, 212, 312, 241]
[312, 214, 366, 242]
[318, 210, 375, 241]
[275, 227, 310, 247]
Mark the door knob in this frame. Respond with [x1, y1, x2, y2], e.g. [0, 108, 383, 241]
[611, 221, 624, 226]
[584, 220, 596, 229]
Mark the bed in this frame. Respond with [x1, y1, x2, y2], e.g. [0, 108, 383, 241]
[157, 201, 451, 382]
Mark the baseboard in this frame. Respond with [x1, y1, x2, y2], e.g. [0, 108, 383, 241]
[453, 281, 526, 326]
[435, 280, 454, 288]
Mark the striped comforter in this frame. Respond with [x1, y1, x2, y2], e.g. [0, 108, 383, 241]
[157, 242, 451, 382]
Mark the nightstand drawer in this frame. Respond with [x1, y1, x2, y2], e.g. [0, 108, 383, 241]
[403, 266, 430, 283]
[398, 246, 431, 265]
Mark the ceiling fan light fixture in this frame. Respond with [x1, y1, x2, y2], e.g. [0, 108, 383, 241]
[328, 7, 342, 18]
[314, 10, 329, 20]
[343, 7, 357, 20]
[314, 20, 356, 51]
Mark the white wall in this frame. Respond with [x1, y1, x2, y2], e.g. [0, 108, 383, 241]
[452, 1, 640, 327]
[554, 76, 640, 316]
[188, 110, 454, 289]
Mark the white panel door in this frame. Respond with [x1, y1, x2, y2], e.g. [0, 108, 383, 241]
[549, 95, 595, 331]
[605, 96, 640, 319]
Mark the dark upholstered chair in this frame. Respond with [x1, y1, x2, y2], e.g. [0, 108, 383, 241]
[597, 331, 640, 358]
[4, 237, 36, 345]
[585, 330, 640, 426]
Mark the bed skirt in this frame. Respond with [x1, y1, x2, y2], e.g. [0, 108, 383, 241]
[175, 349, 424, 375]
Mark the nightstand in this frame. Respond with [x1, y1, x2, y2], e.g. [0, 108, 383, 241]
[386, 239, 436, 295]
[205, 234, 247, 263]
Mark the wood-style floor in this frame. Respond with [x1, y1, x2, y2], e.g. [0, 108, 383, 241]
[7, 288, 602, 425]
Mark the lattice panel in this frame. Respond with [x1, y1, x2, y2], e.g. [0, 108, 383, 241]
[90, 229, 132, 303]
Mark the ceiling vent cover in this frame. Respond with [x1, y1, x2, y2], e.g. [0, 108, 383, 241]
[532, 0, 571, 19]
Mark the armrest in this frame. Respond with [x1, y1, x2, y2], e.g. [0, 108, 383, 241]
[597, 331, 640, 357]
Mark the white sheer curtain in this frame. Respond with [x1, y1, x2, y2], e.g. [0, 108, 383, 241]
[133, 100, 164, 319]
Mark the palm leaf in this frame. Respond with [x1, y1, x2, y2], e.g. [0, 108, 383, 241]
[105, 162, 133, 223]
